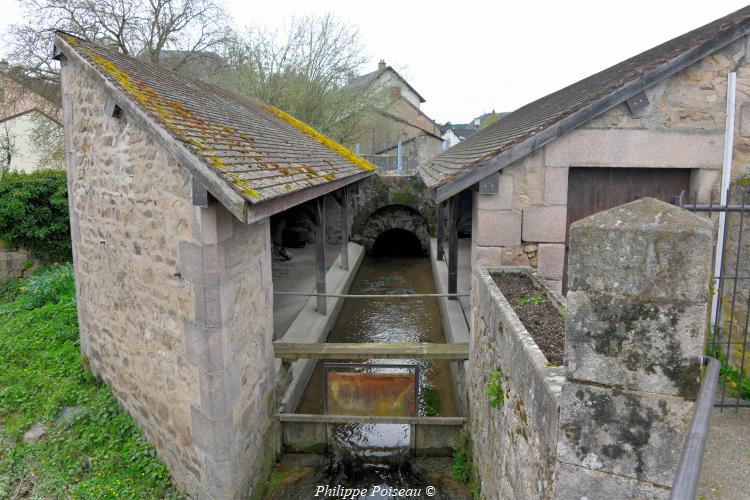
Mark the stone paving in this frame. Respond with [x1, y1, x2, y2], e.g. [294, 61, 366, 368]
[699, 407, 750, 499]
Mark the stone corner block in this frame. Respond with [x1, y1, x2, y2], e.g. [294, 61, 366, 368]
[536, 243, 566, 280]
[190, 406, 234, 459]
[568, 198, 713, 302]
[556, 382, 692, 487]
[474, 210, 522, 247]
[543, 167, 569, 205]
[564, 290, 705, 397]
[476, 174, 514, 210]
[522, 206, 567, 243]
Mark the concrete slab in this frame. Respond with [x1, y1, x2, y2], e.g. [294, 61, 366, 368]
[699, 407, 750, 499]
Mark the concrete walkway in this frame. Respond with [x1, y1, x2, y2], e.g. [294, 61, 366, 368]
[699, 407, 750, 499]
[272, 243, 340, 338]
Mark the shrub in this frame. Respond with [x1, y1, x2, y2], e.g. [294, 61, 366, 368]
[0, 169, 71, 262]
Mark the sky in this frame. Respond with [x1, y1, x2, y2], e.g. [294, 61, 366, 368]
[1, 0, 748, 123]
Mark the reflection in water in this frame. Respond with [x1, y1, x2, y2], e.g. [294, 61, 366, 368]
[296, 256, 457, 498]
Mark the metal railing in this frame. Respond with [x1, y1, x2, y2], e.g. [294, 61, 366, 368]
[360, 154, 419, 174]
[669, 356, 720, 500]
[672, 187, 750, 409]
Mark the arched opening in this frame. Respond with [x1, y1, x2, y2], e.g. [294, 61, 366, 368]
[372, 228, 423, 257]
[360, 204, 431, 256]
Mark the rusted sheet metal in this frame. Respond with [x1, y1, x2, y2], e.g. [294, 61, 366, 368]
[326, 371, 416, 417]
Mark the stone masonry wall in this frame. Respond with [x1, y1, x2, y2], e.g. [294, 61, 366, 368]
[471, 37, 750, 292]
[63, 58, 275, 499]
[0, 241, 40, 280]
[470, 267, 565, 499]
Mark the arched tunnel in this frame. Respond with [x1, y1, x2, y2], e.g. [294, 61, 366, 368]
[361, 204, 431, 257]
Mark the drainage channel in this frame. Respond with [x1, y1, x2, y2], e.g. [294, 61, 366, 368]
[272, 255, 465, 499]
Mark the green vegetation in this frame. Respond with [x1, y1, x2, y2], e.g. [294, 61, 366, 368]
[450, 430, 472, 484]
[707, 343, 750, 401]
[515, 294, 546, 306]
[0, 267, 182, 498]
[485, 370, 505, 409]
[420, 388, 440, 417]
[0, 169, 71, 262]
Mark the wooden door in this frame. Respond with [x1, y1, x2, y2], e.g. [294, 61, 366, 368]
[563, 167, 692, 291]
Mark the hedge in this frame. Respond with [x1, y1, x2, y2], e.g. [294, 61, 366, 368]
[0, 169, 71, 262]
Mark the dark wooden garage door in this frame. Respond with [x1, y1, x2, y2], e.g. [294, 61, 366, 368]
[563, 167, 692, 290]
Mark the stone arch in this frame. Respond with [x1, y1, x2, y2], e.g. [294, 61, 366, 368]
[361, 204, 431, 255]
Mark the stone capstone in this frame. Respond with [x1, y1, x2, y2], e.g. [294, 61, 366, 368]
[567, 198, 713, 302]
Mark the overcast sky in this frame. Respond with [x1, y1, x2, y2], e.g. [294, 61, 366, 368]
[1, 0, 748, 123]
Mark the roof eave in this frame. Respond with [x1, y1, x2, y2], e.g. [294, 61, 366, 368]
[55, 34, 251, 221]
[429, 19, 750, 203]
[246, 170, 373, 223]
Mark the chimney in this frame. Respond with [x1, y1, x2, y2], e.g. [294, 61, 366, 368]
[378, 60, 386, 72]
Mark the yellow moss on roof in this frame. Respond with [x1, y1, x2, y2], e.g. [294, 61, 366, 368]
[259, 103, 376, 173]
[64, 34, 373, 203]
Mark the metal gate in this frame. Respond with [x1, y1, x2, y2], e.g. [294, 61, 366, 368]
[672, 186, 749, 409]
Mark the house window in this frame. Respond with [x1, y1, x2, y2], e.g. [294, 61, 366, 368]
[389, 86, 401, 99]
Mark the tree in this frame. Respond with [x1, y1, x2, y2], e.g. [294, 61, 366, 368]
[0, 123, 18, 172]
[215, 14, 383, 144]
[3, 0, 234, 84]
[29, 112, 65, 168]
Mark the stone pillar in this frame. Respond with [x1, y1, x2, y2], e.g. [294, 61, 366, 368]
[182, 202, 276, 499]
[554, 197, 713, 498]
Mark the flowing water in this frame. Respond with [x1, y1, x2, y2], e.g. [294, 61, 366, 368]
[295, 255, 457, 498]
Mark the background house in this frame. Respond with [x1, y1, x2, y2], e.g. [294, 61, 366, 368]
[347, 60, 443, 169]
[0, 62, 63, 171]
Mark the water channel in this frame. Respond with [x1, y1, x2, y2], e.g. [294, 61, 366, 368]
[294, 252, 458, 498]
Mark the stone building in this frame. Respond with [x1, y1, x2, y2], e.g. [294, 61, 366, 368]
[0, 63, 63, 171]
[419, 5, 750, 497]
[347, 61, 443, 164]
[53, 32, 373, 498]
[420, 6, 750, 293]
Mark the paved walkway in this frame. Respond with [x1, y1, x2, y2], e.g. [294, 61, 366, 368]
[699, 407, 750, 499]
[272, 243, 340, 339]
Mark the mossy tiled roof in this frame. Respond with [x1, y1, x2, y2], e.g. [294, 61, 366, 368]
[56, 33, 374, 204]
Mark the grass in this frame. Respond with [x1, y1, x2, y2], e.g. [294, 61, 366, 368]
[0, 266, 182, 498]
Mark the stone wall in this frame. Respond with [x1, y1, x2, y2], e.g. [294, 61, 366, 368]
[0, 241, 40, 280]
[471, 37, 750, 291]
[351, 174, 436, 253]
[62, 57, 276, 498]
[470, 267, 565, 499]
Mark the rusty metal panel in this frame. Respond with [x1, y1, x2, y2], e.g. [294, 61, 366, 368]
[326, 370, 416, 417]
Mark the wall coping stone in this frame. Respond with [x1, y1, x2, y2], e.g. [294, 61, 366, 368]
[477, 266, 566, 404]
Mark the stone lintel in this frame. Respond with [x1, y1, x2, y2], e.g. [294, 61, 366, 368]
[545, 128, 723, 170]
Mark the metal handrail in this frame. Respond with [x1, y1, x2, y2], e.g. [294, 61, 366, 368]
[273, 291, 470, 298]
[669, 356, 720, 500]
